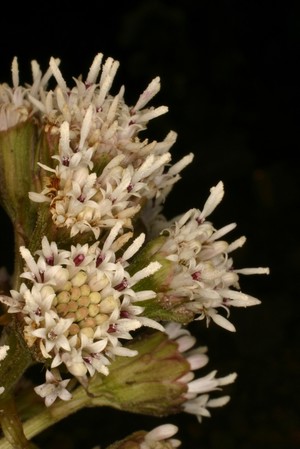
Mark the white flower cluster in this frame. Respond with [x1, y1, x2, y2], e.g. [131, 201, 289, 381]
[159, 181, 269, 331]
[0, 57, 54, 131]
[2, 53, 192, 238]
[1, 224, 163, 404]
[165, 323, 236, 422]
[0, 53, 269, 424]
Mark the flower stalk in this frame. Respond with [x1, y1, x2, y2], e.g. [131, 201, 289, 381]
[0, 386, 90, 449]
[0, 330, 187, 447]
[0, 394, 39, 449]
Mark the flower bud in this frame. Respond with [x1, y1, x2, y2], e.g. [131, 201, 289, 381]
[105, 424, 181, 449]
[88, 330, 190, 416]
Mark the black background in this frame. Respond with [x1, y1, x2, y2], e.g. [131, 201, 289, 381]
[0, 1, 299, 448]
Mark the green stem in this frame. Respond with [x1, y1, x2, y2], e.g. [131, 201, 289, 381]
[0, 324, 33, 402]
[0, 395, 38, 449]
[0, 386, 97, 449]
[0, 122, 40, 240]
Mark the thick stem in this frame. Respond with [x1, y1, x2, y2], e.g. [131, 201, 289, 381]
[0, 385, 99, 448]
[23, 387, 90, 438]
[0, 122, 40, 241]
[0, 324, 33, 401]
[0, 395, 38, 449]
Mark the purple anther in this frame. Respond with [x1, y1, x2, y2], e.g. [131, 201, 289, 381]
[77, 194, 85, 203]
[62, 156, 70, 166]
[192, 271, 201, 281]
[96, 253, 104, 267]
[114, 278, 128, 292]
[46, 256, 54, 266]
[108, 324, 117, 333]
[73, 254, 85, 266]
[35, 307, 42, 317]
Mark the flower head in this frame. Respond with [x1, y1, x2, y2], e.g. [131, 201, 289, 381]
[1, 225, 163, 402]
[0, 52, 269, 445]
[17, 53, 193, 238]
[142, 182, 269, 331]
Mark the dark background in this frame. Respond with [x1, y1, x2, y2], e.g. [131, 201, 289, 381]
[0, 1, 299, 448]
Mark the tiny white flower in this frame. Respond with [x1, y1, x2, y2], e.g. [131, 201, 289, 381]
[165, 323, 237, 422]
[0, 345, 9, 361]
[31, 313, 73, 357]
[183, 394, 231, 423]
[34, 369, 72, 406]
[80, 334, 110, 376]
[141, 424, 181, 449]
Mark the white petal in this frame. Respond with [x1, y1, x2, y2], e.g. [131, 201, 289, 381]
[86, 53, 103, 84]
[145, 424, 179, 442]
[130, 261, 161, 285]
[122, 233, 145, 261]
[133, 77, 161, 112]
[200, 181, 224, 219]
[207, 395, 231, 408]
[235, 267, 270, 275]
[209, 310, 236, 332]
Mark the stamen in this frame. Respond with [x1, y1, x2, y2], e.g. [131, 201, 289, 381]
[108, 324, 117, 333]
[114, 278, 128, 291]
[96, 253, 104, 267]
[77, 194, 85, 203]
[192, 271, 201, 281]
[196, 217, 204, 225]
[46, 256, 54, 266]
[73, 254, 85, 266]
[62, 156, 70, 166]
[35, 307, 42, 316]
[48, 330, 57, 341]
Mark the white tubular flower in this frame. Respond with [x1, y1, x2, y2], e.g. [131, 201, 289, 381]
[2, 229, 162, 389]
[34, 369, 72, 407]
[183, 394, 232, 423]
[23, 53, 192, 238]
[165, 323, 236, 423]
[31, 313, 73, 358]
[158, 182, 269, 331]
[0, 59, 32, 131]
[141, 424, 181, 449]
[0, 57, 55, 131]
